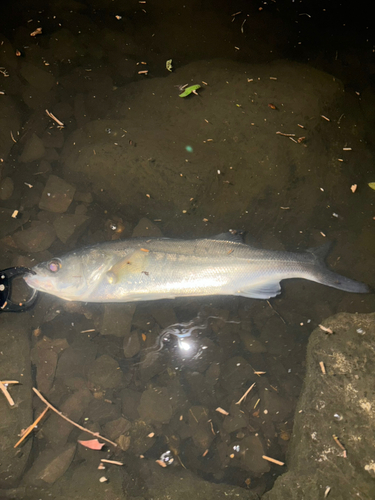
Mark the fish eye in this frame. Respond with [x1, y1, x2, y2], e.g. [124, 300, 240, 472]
[48, 259, 62, 273]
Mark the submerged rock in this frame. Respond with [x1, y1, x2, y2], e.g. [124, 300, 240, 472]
[121, 388, 142, 421]
[132, 217, 163, 238]
[13, 222, 56, 252]
[129, 419, 155, 455]
[100, 303, 136, 337]
[55, 338, 98, 384]
[23, 444, 76, 486]
[87, 354, 123, 389]
[39, 174, 76, 213]
[30, 337, 69, 395]
[19, 62, 55, 92]
[138, 386, 173, 424]
[220, 356, 256, 394]
[42, 388, 92, 448]
[137, 460, 258, 500]
[0, 176, 14, 200]
[19, 133, 46, 163]
[103, 416, 131, 441]
[234, 435, 270, 475]
[263, 313, 375, 500]
[53, 213, 90, 244]
[0, 207, 29, 238]
[123, 330, 141, 358]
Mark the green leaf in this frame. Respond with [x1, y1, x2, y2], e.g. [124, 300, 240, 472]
[368, 182, 375, 190]
[179, 84, 201, 97]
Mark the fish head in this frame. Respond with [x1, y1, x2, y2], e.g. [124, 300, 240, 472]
[24, 247, 114, 301]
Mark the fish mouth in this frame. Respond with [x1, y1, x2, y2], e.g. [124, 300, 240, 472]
[23, 272, 52, 292]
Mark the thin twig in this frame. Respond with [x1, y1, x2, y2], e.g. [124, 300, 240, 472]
[262, 455, 285, 466]
[0, 380, 19, 406]
[267, 300, 286, 324]
[236, 382, 256, 405]
[101, 459, 124, 466]
[32, 387, 117, 447]
[14, 406, 49, 448]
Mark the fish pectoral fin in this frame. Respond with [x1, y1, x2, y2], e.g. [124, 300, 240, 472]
[236, 279, 282, 299]
[105, 250, 149, 284]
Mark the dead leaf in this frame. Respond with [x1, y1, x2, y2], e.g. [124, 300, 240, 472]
[78, 438, 105, 450]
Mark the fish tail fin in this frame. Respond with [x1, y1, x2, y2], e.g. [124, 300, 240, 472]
[306, 243, 371, 294]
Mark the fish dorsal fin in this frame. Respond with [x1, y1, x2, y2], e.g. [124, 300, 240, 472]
[306, 242, 333, 263]
[105, 249, 149, 284]
[210, 230, 245, 244]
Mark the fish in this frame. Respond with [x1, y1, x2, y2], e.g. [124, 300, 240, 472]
[23, 231, 370, 303]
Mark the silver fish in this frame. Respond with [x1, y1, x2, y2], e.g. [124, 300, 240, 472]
[24, 232, 370, 303]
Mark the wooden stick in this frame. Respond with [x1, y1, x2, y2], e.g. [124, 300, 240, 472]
[262, 455, 285, 466]
[32, 388, 117, 447]
[0, 381, 19, 406]
[14, 406, 49, 448]
[276, 131, 295, 137]
[333, 434, 347, 458]
[236, 382, 256, 405]
[101, 459, 124, 466]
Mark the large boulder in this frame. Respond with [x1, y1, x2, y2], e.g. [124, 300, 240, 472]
[263, 312, 375, 500]
[60, 59, 346, 229]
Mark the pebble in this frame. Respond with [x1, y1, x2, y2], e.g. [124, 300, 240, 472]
[123, 331, 141, 358]
[132, 217, 163, 238]
[117, 434, 131, 451]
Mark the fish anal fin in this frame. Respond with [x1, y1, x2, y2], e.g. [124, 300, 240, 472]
[106, 250, 149, 284]
[235, 280, 282, 299]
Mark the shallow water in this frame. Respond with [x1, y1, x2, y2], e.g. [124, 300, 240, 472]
[0, 0, 374, 498]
